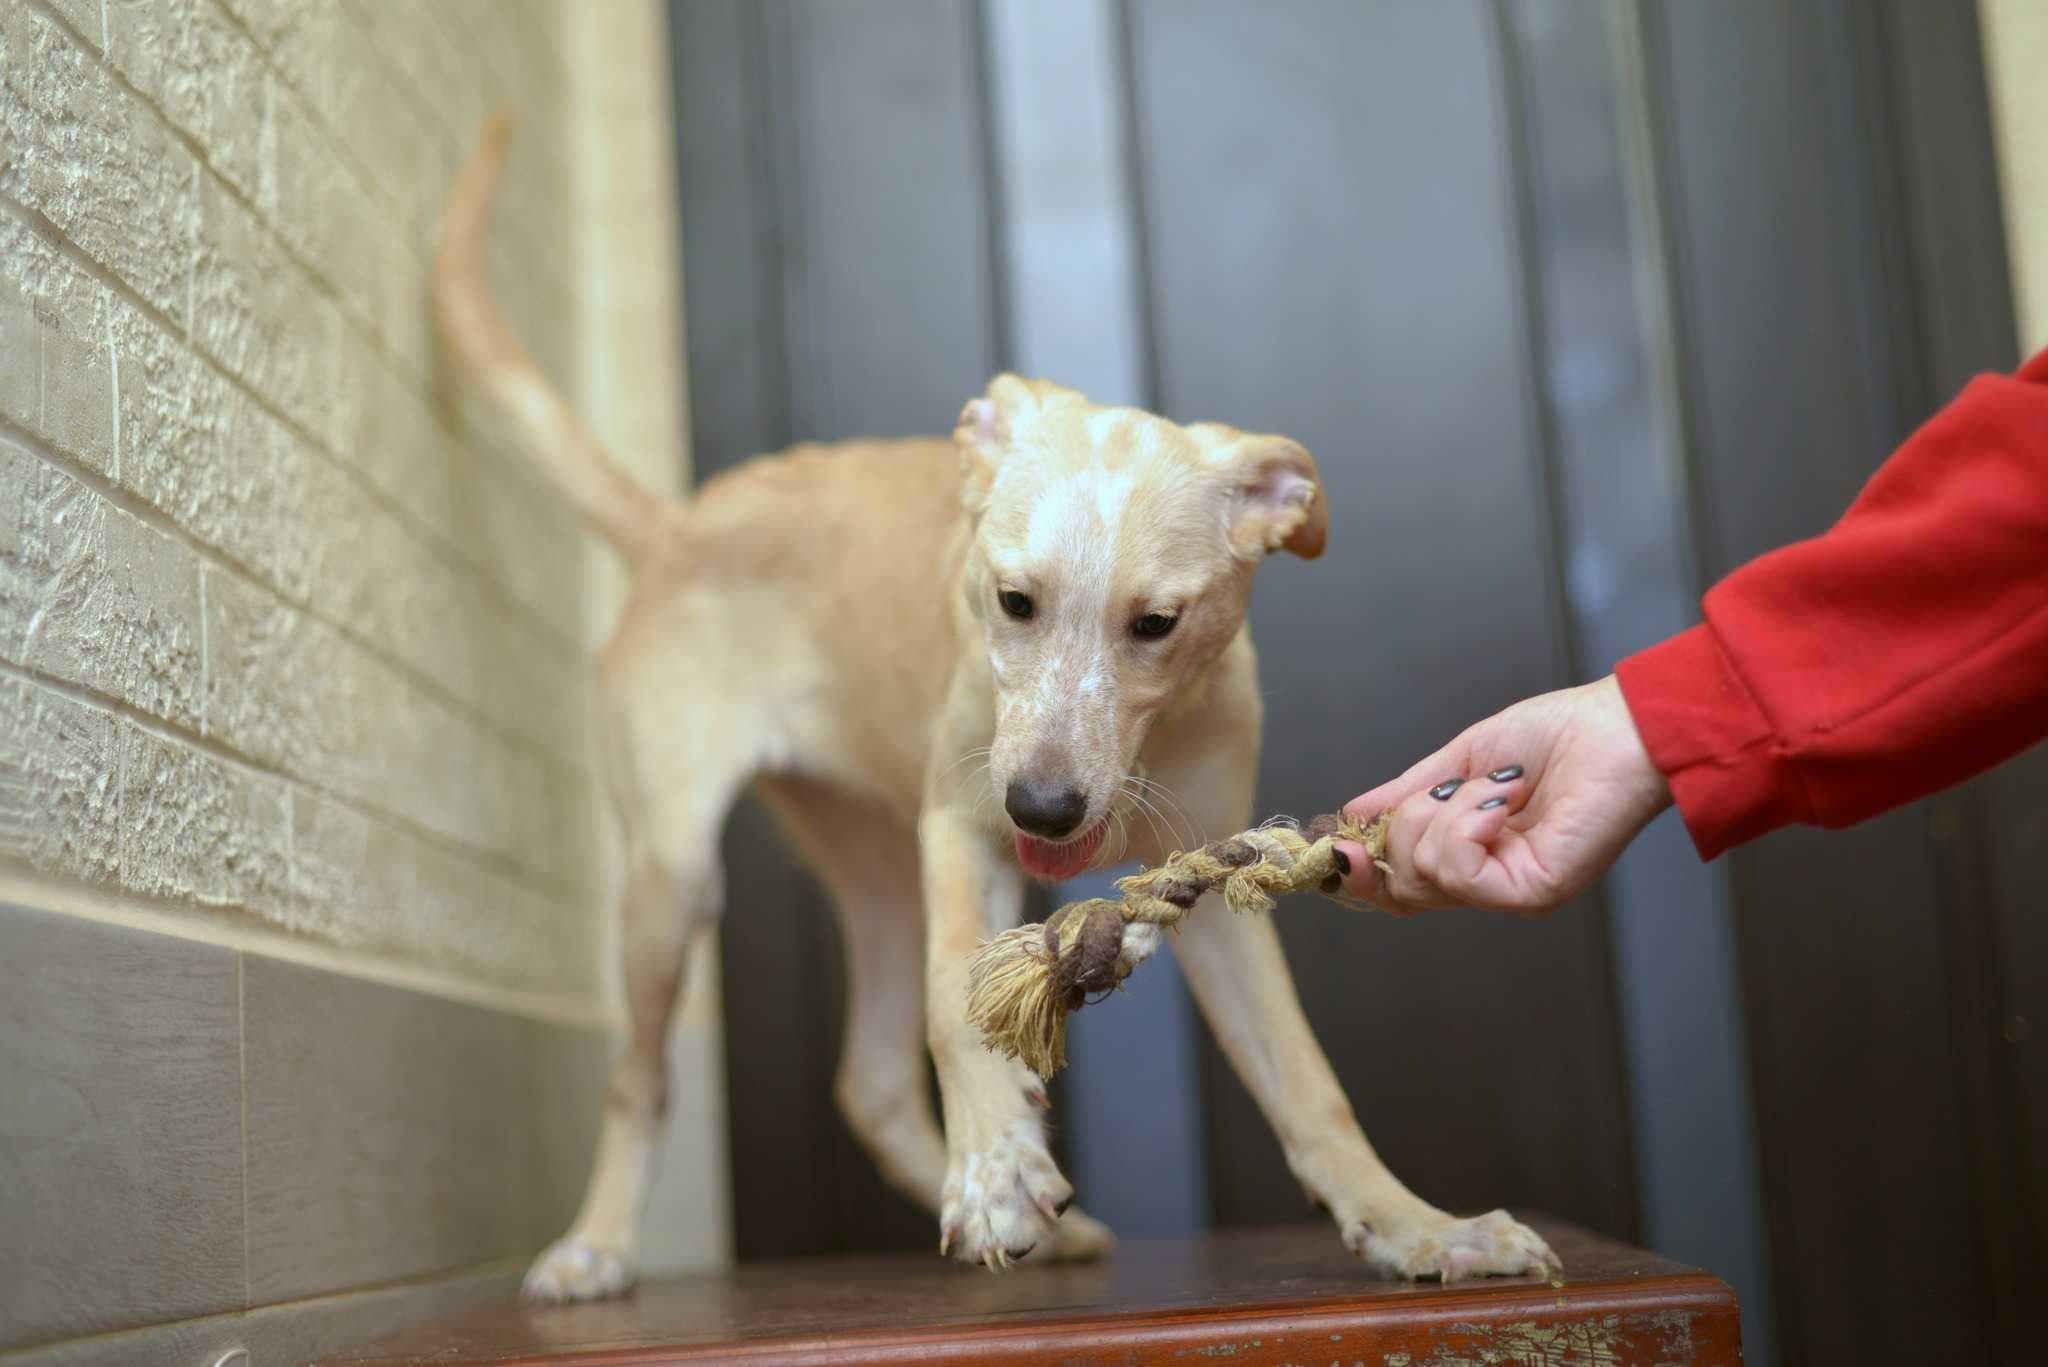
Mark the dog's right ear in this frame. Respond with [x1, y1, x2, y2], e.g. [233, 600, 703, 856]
[954, 374, 1040, 512]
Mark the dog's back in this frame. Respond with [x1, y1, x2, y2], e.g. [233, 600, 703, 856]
[627, 437, 971, 817]
[437, 115, 974, 818]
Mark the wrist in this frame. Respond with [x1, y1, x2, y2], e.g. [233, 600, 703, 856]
[1591, 673, 1673, 820]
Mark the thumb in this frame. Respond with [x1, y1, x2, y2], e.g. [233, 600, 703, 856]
[1330, 836, 1385, 903]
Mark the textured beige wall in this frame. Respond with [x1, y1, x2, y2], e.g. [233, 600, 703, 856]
[1983, 0, 2048, 354]
[1, 0, 604, 1001]
[0, 0, 726, 1357]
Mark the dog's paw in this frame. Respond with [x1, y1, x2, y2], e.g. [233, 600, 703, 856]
[523, 1237, 636, 1303]
[939, 1119, 1075, 1270]
[1345, 1209, 1561, 1284]
[1038, 1204, 1116, 1262]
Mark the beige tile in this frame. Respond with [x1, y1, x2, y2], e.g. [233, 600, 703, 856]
[37, 0, 101, 51]
[0, 679, 120, 889]
[0, 440, 204, 732]
[116, 723, 290, 916]
[104, 0, 268, 205]
[241, 958, 539, 1305]
[1, 3, 200, 326]
[0, 905, 244, 1350]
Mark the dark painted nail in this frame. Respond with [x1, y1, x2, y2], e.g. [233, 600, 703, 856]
[1429, 778, 1464, 801]
[1332, 848, 1351, 875]
[1487, 765, 1524, 783]
[1477, 796, 1507, 811]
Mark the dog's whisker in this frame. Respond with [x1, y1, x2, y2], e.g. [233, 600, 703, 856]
[1104, 807, 1131, 868]
[1117, 782, 1174, 858]
[1143, 779, 1203, 846]
[1124, 777, 1194, 851]
[1128, 774, 1201, 847]
[1134, 784, 1189, 849]
[967, 761, 1002, 826]
[936, 746, 995, 787]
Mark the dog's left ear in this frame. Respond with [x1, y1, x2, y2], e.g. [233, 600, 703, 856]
[954, 374, 1043, 513]
[1198, 426, 1329, 560]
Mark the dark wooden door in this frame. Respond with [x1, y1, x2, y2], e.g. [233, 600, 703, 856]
[1643, 2, 2037, 1361]
[1121, 0, 1639, 1241]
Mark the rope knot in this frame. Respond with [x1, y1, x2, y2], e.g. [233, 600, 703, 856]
[1044, 901, 1126, 1005]
[965, 810, 1390, 1077]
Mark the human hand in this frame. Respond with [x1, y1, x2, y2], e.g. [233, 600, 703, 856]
[1332, 675, 1672, 916]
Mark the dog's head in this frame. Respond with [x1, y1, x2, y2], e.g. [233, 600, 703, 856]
[953, 375, 1327, 881]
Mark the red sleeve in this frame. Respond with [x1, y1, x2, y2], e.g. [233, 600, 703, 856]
[1615, 347, 2048, 860]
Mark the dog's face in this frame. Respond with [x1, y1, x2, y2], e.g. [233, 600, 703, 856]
[953, 376, 1327, 881]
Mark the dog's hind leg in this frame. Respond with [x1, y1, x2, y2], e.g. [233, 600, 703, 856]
[524, 668, 757, 1303]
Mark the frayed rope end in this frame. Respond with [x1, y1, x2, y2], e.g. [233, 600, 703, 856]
[965, 923, 1071, 1077]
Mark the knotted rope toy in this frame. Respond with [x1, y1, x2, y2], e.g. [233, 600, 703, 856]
[967, 811, 1392, 1076]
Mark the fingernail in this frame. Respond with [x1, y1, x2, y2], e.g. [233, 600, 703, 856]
[1477, 796, 1507, 811]
[1429, 778, 1464, 801]
[1332, 848, 1351, 875]
[1487, 765, 1524, 783]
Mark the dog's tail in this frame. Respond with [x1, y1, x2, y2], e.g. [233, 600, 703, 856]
[434, 113, 664, 556]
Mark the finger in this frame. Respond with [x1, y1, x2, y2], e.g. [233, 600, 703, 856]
[1336, 737, 1481, 907]
[1330, 837, 1421, 916]
[1340, 733, 1474, 828]
[1330, 838, 1386, 902]
[1433, 790, 1522, 905]
[1439, 771, 1568, 915]
[1416, 763, 1527, 909]
[1448, 828, 1564, 917]
[1377, 786, 1462, 911]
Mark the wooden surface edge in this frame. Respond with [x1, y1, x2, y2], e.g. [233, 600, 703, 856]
[359, 1272, 1740, 1367]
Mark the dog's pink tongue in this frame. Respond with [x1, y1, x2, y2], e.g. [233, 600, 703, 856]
[1015, 827, 1100, 882]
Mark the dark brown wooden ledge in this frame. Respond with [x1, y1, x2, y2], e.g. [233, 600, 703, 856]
[315, 1218, 1740, 1366]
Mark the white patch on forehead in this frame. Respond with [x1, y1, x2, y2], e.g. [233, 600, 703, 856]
[1085, 409, 1127, 446]
[1024, 479, 1083, 561]
[1025, 471, 1131, 565]
[1093, 471, 1133, 523]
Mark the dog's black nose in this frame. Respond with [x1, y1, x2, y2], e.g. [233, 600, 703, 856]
[1005, 780, 1088, 840]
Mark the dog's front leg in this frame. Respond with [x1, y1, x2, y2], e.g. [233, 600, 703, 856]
[1171, 903, 1560, 1281]
[919, 805, 1107, 1267]
[1145, 730, 1559, 1283]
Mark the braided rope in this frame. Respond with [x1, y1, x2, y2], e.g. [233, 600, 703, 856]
[966, 811, 1391, 1076]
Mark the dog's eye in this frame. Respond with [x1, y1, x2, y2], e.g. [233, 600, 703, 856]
[1132, 612, 1178, 639]
[999, 589, 1035, 621]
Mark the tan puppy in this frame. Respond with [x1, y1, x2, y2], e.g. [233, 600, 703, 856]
[435, 119, 1560, 1301]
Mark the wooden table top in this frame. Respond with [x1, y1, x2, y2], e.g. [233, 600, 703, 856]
[317, 1218, 1740, 1366]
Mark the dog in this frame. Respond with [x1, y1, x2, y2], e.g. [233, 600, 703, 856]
[434, 118, 1560, 1301]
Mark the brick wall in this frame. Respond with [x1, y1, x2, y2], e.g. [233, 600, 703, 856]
[0, 1, 726, 1361]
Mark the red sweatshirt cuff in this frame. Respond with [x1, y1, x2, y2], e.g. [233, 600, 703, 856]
[1614, 624, 1814, 860]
